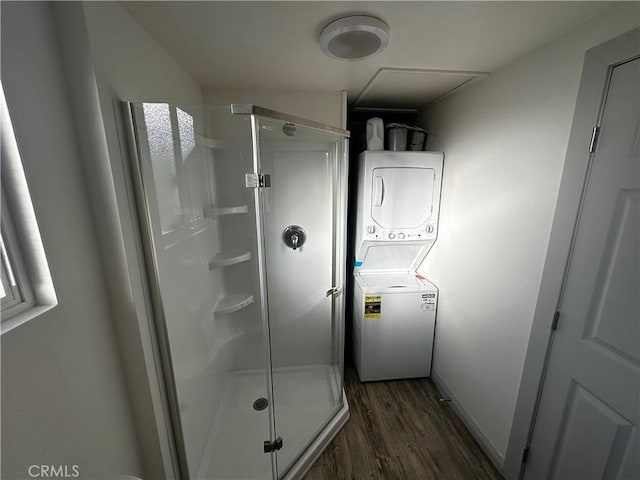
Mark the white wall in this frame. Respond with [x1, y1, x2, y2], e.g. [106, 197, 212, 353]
[82, 2, 202, 104]
[71, 2, 205, 477]
[418, 3, 640, 465]
[0, 3, 143, 478]
[4, 2, 206, 478]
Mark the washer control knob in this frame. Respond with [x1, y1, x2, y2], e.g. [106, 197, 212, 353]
[398, 233, 406, 240]
[367, 225, 376, 234]
[388, 233, 396, 240]
[426, 224, 434, 233]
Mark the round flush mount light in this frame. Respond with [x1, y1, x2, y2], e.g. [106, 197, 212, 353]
[320, 15, 390, 61]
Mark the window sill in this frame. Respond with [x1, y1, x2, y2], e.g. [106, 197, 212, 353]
[1, 303, 56, 335]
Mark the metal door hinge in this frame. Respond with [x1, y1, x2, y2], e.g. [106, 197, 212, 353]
[263, 436, 283, 453]
[326, 286, 342, 297]
[551, 311, 560, 331]
[245, 173, 271, 188]
[589, 126, 600, 153]
[522, 446, 530, 464]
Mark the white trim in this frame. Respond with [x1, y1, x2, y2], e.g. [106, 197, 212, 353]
[1, 190, 35, 306]
[0, 83, 57, 334]
[431, 372, 505, 472]
[1, 229, 27, 310]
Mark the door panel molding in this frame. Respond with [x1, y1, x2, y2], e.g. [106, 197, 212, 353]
[584, 188, 639, 365]
[549, 380, 636, 480]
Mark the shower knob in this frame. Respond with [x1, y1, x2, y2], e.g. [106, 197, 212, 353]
[282, 225, 307, 250]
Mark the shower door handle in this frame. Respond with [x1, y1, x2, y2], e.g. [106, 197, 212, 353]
[326, 286, 342, 297]
[263, 436, 283, 453]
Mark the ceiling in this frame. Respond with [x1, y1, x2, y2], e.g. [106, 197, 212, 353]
[123, 1, 615, 106]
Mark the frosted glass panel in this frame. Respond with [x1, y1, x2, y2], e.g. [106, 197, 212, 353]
[177, 107, 195, 161]
[142, 103, 180, 234]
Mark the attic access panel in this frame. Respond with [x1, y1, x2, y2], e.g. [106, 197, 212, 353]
[354, 68, 488, 110]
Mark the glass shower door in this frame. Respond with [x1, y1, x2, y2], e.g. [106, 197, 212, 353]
[127, 102, 348, 480]
[127, 103, 277, 480]
[253, 115, 347, 477]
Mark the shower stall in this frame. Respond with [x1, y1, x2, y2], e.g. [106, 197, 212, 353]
[123, 103, 349, 480]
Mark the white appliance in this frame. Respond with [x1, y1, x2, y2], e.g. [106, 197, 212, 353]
[353, 151, 443, 382]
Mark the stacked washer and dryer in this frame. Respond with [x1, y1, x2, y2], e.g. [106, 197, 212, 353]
[353, 150, 444, 382]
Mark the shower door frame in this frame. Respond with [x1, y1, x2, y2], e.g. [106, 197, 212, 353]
[233, 104, 350, 479]
[122, 102, 191, 480]
[123, 102, 350, 480]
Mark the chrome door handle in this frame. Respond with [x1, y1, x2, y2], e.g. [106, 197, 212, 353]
[326, 287, 342, 297]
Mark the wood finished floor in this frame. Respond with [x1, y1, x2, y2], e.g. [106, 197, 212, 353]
[303, 365, 503, 480]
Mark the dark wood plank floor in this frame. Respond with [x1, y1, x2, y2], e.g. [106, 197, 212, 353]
[304, 365, 503, 480]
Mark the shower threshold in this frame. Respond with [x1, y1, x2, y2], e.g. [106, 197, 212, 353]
[197, 364, 348, 480]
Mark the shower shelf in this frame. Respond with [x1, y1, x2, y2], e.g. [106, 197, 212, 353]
[197, 135, 226, 149]
[197, 135, 247, 151]
[162, 222, 211, 249]
[214, 293, 254, 315]
[209, 251, 251, 269]
[204, 205, 248, 218]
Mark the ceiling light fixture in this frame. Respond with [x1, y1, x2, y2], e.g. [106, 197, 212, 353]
[320, 15, 390, 61]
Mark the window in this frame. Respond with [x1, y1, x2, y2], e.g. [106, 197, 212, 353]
[1, 204, 33, 317]
[1, 82, 56, 333]
[0, 234, 23, 309]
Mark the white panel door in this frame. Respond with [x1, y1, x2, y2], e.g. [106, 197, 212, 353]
[525, 57, 639, 479]
[371, 167, 435, 229]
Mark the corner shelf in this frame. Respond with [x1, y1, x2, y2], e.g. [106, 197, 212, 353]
[209, 251, 251, 269]
[214, 294, 254, 315]
[196, 134, 250, 152]
[204, 205, 248, 218]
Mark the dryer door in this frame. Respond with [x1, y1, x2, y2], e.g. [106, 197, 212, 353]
[371, 167, 435, 229]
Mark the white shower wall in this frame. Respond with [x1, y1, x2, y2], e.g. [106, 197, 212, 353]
[159, 226, 224, 469]
[201, 108, 267, 380]
[202, 89, 345, 373]
[261, 146, 335, 368]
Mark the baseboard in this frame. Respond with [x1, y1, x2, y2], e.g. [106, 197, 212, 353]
[431, 372, 505, 474]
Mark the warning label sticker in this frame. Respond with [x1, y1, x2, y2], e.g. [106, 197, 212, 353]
[421, 292, 437, 312]
[364, 295, 381, 318]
